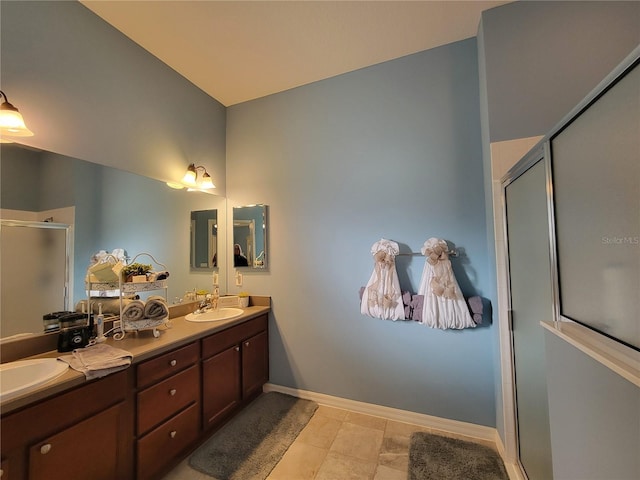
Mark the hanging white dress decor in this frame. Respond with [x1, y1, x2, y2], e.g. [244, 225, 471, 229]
[417, 237, 476, 329]
[361, 239, 405, 321]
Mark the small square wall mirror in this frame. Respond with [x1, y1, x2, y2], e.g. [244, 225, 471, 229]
[190, 209, 218, 270]
[233, 204, 267, 269]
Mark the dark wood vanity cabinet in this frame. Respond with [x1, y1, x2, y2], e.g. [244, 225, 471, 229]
[201, 315, 269, 431]
[0, 370, 132, 480]
[135, 342, 200, 480]
[0, 313, 270, 480]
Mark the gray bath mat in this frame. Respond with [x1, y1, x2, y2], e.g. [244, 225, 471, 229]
[409, 432, 509, 480]
[189, 392, 318, 480]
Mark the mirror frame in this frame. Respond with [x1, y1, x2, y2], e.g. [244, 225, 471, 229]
[232, 204, 268, 269]
[190, 209, 219, 271]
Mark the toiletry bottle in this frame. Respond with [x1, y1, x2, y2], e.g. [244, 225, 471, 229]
[96, 303, 106, 343]
[212, 277, 220, 311]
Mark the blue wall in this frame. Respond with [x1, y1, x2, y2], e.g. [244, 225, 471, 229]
[227, 39, 497, 426]
[481, 0, 640, 142]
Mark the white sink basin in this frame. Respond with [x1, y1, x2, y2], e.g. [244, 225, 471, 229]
[185, 307, 244, 322]
[0, 358, 69, 402]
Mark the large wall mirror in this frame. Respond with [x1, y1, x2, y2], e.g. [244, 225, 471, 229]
[0, 143, 227, 345]
[191, 209, 218, 270]
[233, 204, 268, 269]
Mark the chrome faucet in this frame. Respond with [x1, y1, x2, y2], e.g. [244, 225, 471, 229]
[194, 288, 219, 315]
[194, 295, 213, 314]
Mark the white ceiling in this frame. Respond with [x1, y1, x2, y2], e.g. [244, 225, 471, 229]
[80, 1, 510, 106]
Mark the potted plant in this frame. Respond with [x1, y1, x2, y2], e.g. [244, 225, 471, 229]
[238, 291, 250, 308]
[122, 263, 152, 282]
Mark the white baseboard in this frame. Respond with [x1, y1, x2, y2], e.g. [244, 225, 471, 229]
[264, 382, 495, 441]
[494, 432, 526, 480]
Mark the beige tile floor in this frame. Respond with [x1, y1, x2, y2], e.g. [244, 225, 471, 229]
[163, 405, 497, 480]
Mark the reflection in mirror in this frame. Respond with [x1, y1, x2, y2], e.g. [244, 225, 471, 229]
[233, 204, 267, 269]
[191, 209, 218, 270]
[0, 143, 227, 345]
[0, 219, 71, 339]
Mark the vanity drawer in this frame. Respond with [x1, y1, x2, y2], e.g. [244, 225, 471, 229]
[137, 364, 199, 435]
[137, 403, 199, 480]
[137, 342, 199, 389]
[202, 315, 268, 359]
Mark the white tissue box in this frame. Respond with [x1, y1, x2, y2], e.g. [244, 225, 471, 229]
[219, 296, 239, 308]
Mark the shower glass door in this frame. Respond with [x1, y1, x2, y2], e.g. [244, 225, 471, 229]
[504, 158, 554, 479]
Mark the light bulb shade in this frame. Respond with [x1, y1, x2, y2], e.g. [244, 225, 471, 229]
[181, 164, 197, 186]
[173, 163, 216, 192]
[0, 103, 33, 137]
[200, 172, 215, 189]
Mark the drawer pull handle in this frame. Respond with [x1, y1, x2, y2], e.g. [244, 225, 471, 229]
[170, 430, 177, 439]
[169, 388, 177, 396]
[170, 359, 177, 367]
[40, 443, 52, 455]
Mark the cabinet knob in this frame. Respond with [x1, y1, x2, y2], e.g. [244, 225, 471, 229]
[169, 388, 177, 396]
[1, 468, 4, 477]
[245, 341, 250, 347]
[235, 346, 240, 352]
[170, 430, 177, 439]
[40, 443, 52, 455]
[169, 359, 177, 367]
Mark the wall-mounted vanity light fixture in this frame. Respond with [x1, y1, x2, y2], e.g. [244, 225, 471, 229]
[166, 163, 216, 192]
[182, 163, 215, 189]
[0, 90, 34, 142]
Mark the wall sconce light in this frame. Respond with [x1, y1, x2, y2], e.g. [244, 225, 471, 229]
[0, 90, 34, 141]
[166, 163, 216, 192]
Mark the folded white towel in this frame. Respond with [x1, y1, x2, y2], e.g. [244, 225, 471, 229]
[121, 300, 145, 321]
[59, 344, 133, 380]
[75, 297, 132, 315]
[144, 296, 169, 319]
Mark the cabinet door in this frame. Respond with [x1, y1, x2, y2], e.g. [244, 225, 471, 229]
[202, 345, 241, 429]
[242, 330, 269, 399]
[28, 403, 123, 480]
[1, 457, 10, 479]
